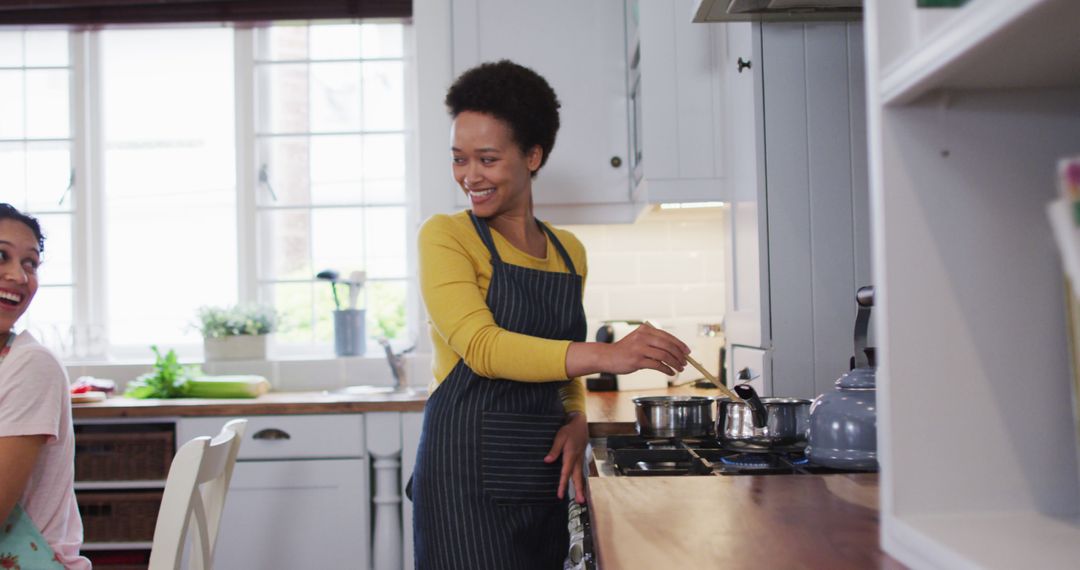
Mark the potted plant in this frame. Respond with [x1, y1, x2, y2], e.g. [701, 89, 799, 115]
[194, 303, 277, 361]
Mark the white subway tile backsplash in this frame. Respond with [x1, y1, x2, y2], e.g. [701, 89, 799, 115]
[603, 223, 669, 253]
[637, 251, 705, 284]
[669, 221, 725, 252]
[587, 252, 640, 285]
[673, 284, 726, 317]
[276, 358, 343, 392]
[565, 209, 727, 327]
[608, 286, 675, 320]
[582, 285, 609, 322]
[701, 251, 726, 283]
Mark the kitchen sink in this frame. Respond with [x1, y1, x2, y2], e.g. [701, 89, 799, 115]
[326, 385, 421, 401]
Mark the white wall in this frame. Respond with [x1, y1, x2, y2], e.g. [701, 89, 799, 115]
[565, 206, 727, 346]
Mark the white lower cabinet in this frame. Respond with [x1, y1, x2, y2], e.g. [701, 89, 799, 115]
[216, 459, 368, 569]
[178, 415, 369, 569]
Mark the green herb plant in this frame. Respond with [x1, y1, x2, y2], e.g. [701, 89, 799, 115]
[124, 345, 202, 399]
[194, 303, 278, 338]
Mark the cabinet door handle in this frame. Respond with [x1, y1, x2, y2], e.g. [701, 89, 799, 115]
[737, 57, 752, 73]
[252, 428, 291, 440]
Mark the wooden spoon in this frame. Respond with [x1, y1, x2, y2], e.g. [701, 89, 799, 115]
[642, 320, 743, 403]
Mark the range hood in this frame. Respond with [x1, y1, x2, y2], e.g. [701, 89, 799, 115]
[693, 0, 860, 22]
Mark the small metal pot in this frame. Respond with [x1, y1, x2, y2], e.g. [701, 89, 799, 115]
[633, 396, 716, 438]
[717, 387, 811, 451]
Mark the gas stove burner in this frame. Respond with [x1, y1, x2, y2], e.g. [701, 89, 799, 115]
[719, 454, 776, 469]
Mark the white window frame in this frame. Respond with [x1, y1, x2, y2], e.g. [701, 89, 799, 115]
[13, 22, 418, 363]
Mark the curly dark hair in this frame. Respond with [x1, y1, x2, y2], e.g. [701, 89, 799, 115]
[445, 60, 561, 177]
[0, 203, 45, 253]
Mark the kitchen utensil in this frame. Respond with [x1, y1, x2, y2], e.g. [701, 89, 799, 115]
[717, 383, 811, 451]
[633, 395, 717, 438]
[686, 354, 743, 404]
[316, 269, 342, 310]
[807, 285, 878, 471]
[346, 270, 366, 309]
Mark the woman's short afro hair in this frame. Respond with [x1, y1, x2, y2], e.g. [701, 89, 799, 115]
[445, 59, 561, 175]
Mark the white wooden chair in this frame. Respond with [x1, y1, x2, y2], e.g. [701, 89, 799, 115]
[148, 418, 248, 570]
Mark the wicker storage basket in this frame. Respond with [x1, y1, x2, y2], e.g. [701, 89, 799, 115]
[78, 491, 163, 543]
[75, 431, 174, 481]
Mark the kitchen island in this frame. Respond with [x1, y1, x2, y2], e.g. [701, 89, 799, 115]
[582, 386, 901, 569]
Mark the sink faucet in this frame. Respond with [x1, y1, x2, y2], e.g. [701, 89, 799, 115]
[378, 338, 412, 391]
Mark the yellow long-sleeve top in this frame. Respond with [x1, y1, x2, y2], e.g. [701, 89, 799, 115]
[419, 211, 588, 415]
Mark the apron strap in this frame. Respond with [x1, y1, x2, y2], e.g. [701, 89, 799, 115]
[467, 211, 579, 276]
[538, 222, 578, 276]
[468, 210, 503, 264]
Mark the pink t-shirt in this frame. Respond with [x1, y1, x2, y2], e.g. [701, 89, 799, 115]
[0, 331, 91, 570]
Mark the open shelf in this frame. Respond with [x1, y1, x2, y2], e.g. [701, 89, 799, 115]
[880, 0, 1080, 105]
[885, 511, 1080, 569]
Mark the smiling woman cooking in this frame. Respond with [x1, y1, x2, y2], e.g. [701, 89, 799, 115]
[0, 203, 90, 569]
[412, 60, 691, 569]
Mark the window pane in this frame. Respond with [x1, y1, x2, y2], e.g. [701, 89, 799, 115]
[362, 60, 403, 131]
[26, 141, 71, 211]
[36, 213, 72, 285]
[311, 207, 364, 278]
[0, 71, 25, 139]
[25, 31, 68, 67]
[310, 62, 361, 132]
[20, 285, 74, 356]
[310, 24, 360, 60]
[364, 206, 405, 278]
[264, 281, 334, 344]
[367, 280, 406, 342]
[257, 136, 310, 206]
[256, 25, 308, 61]
[0, 143, 27, 205]
[360, 23, 403, 58]
[258, 208, 311, 281]
[259, 64, 310, 133]
[310, 135, 362, 204]
[26, 70, 69, 138]
[0, 32, 24, 66]
[362, 133, 405, 202]
[102, 28, 236, 348]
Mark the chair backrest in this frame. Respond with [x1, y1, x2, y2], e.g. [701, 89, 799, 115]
[148, 418, 248, 570]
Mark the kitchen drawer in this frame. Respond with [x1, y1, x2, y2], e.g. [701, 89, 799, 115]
[177, 414, 365, 460]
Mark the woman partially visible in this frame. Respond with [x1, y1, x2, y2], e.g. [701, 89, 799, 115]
[0, 203, 90, 569]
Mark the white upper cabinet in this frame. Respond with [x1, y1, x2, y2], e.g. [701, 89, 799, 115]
[721, 20, 870, 399]
[867, 1, 1080, 567]
[450, 0, 634, 224]
[627, 0, 728, 205]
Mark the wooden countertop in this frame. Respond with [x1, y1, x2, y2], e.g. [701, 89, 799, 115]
[71, 390, 427, 419]
[73, 382, 700, 421]
[588, 473, 899, 569]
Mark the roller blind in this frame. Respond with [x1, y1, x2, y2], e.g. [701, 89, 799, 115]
[0, 0, 410, 25]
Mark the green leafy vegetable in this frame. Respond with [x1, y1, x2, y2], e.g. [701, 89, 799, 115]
[124, 345, 202, 399]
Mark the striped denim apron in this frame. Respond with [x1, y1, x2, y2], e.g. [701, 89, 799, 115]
[411, 211, 587, 570]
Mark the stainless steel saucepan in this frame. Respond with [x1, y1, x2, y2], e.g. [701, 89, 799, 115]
[716, 384, 811, 451]
[633, 395, 716, 438]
